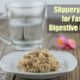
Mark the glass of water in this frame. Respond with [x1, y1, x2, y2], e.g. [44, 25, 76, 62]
[3, 1, 46, 50]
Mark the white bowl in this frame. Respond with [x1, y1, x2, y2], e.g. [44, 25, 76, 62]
[0, 50, 77, 79]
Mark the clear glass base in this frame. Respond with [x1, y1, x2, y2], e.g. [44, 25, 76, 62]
[12, 44, 43, 50]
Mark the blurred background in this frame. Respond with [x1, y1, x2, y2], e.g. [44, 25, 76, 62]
[0, 0, 80, 50]
[0, 0, 80, 14]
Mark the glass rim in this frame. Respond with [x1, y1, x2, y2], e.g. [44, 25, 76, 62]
[5, 0, 46, 9]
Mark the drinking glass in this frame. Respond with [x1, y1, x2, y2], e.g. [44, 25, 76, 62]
[0, 1, 46, 50]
